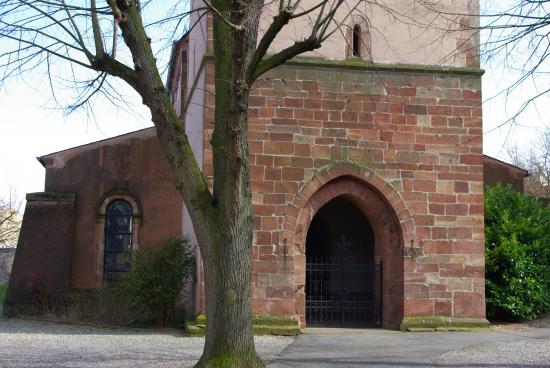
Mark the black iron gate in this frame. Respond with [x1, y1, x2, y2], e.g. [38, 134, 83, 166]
[306, 259, 383, 327]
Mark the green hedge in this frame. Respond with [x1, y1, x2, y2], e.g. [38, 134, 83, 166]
[485, 184, 550, 320]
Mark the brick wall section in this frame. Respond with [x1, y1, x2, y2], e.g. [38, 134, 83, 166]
[202, 61, 484, 327]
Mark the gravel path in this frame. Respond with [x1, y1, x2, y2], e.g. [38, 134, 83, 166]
[0, 318, 294, 368]
[435, 337, 550, 367]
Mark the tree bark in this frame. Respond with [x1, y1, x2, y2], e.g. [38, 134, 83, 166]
[104, 1, 264, 366]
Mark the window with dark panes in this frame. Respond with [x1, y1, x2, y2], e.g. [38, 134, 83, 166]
[104, 200, 133, 279]
[352, 24, 361, 56]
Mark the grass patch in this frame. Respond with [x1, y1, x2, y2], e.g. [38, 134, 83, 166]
[0, 283, 7, 302]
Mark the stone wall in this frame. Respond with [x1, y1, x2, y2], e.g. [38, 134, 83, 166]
[5, 193, 75, 311]
[201, 59, 485, 328]
[39, 129, 183, 289]
[0, 248, 15, 283]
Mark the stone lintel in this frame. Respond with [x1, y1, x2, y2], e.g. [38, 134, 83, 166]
[26, 192, 76, 202]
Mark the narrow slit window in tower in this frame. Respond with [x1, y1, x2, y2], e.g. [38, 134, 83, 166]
[352, 25, 361, 56]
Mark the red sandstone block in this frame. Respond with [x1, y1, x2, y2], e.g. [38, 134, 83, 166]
[374, 112, 391, 124]
[302, 81, 318, 91]
[322, 99, 345, 110]
[269, 133, 293, 142]
[460, 154, 483, 165]
[404, 299, 434, 317]
[294, 109, 314, 120]
[429, 193, 457, 203]
[256, 231, 272, 245]
[405, 104, 427, 115]
[454, 181, 469, 193]
[446, 204, 468, 216]
[304, 99, 322, 109]
[415, 215, 435, 226]
[329, 111, 342, 121]
[249, 96, 266, 107]
[453, 106, 472, 117]
[289, 157, 312, 168]
[263, 193, 286, 205]
[261, 217, 278, 231]
[424, 240, 453, 254]
[452, 240, 484, 254]
[284, 97, 304, 108]
[401, 87, 417, 96]
[346, 100, 363, 112]
[448, 227, 472, 239]
[417, 263, 438, 273]
[342, 111, 358, 122]
[264, 141, 294, 155]
[434, 301, 452, 316]
[253, 260, 278, 273]
[405, 272, 426, 283]
[454, 292, 485, 317]
[432, 227, 448, 239]
[282, 167, 304, 181]
[413, 180, 436, 192]
[469, 204, 483, 215]
[463, 89, 481, 99]
[427, 105, 452, 116]
[429, 116, 446, 127]
[315, 137, 334, 145]
[268, 300, 295, 315]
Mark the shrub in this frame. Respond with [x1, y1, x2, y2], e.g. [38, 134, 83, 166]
[485, 184, 550, 320]
[114, 237, 195, 327]
[0, 283, 6, 302]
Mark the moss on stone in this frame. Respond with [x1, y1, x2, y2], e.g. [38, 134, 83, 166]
[400, 317, 490, 332]
[202, 52, 484, 76]
[186, 314, 301, 336]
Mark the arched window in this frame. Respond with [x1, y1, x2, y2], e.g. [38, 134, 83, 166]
[352, 24, 361, 56]
[103, 200, 133, 279]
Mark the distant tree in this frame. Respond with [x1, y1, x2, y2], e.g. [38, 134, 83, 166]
[479, 0, 550, 128]
[507, 129, 550, 199]
[0, 189, 21, 248]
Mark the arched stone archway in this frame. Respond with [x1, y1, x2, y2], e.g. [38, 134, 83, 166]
[283, 164, 414, 328]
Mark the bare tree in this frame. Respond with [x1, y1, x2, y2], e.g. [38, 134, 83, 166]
[0, 1, 474, 366]
[0, 188, 21, 248]
[507, 129, 550, 199]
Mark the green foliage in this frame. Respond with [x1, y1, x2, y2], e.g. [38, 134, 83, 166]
[115, 237, 195, 327]
[485, 184, 550, 320]
[0, 283, 6, 302]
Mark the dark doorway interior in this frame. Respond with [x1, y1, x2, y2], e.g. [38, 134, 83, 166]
[305, 196, 382, 327]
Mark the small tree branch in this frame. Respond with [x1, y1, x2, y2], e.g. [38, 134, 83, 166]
[250, 36, 321, 82]
[91, 0, 105, 60]
[203, 0, 243, 30]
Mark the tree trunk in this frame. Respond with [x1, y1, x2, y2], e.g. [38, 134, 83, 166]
[107, 1, 264, 366]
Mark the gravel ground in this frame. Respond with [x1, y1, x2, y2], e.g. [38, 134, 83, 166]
[435, 337, 550, 367]
[0, 318, 294, 368]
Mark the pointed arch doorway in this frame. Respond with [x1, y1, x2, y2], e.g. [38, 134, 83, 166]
[305, 196, 383, 327]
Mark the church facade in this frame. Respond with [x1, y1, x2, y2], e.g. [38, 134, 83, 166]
[6, 1, 489, 329]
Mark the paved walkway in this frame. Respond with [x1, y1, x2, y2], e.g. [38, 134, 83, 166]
[268, 327, 550, 367]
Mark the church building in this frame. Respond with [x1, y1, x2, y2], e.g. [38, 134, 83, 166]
[6, 1, 490, 330]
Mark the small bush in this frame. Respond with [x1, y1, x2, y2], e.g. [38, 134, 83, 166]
[485, 184, 550, 320]
[114, 237, 195, 327]
[0, 283, 6, 302]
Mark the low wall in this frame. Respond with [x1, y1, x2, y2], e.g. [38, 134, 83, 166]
[0, 248, 15, 283]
